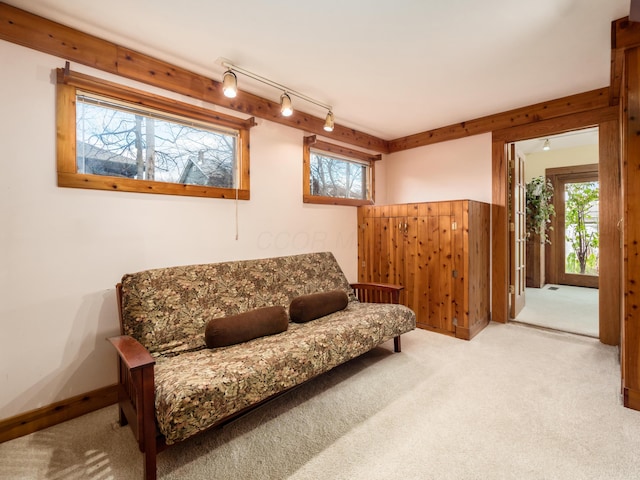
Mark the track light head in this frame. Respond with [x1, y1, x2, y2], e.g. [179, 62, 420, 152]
[543, 139, 550, 151]
[219, 60, 333, 124]
[222, 70, 237, 98]
[324, 111, 335, 132]
[280, 93, 293, 116]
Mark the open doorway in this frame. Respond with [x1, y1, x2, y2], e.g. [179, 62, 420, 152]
[512, 127, 600, 337]
[492, 109, 620, 346]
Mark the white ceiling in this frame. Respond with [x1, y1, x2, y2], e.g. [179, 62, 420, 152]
[5, 0, 631, 140]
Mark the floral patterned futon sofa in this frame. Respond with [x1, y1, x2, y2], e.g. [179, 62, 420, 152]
[109, 251, 416, 480]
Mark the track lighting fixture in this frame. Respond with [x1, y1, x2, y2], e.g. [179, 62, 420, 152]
[222, 70, 237, 98]
[543, 139, 550, 151]
[324, 111, 334, 132]
[218, 58, 334, 128]
[280, 93, 293, 116]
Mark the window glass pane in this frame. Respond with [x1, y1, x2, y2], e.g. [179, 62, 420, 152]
[564, 181, 599, 276]
[76, 95, 238, 188]
[309, 152, 368, 200]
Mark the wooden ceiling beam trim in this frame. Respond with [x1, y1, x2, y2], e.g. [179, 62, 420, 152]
[610, 45, 625, 107]
[387, 87, 610, 153]
[0, 2, 389, 154]
[611, 17, 640, 107]
[305, 136, 382, 163]
[492, 105, 618, 142]
[612, 17, 640, 50]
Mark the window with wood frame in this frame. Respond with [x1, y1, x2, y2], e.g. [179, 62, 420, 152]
[303, 136, 378, 206]
[56, 68, 255, 199]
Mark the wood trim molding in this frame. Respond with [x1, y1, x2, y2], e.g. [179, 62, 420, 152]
[0, 3, 625, 156]
[546, 167, 600, 290]
[624, 387, 640, 410]
[0, 2, 389, 154]
[389, 88, 610, 153]
[378, 18, 622, 154]
[597, 119, 622, 346]
[302, 195, 374, 207]
[491, 138, 509, 324]
[611, 21, 626, 107]
[305, 136, 382, 163]
[545, 164, 599, 177]
[58, 67, 258, 131]
[55, 68, 254, 199]
[0, 3, 628, 158]
[611, 17, 640, 107]
[0, 385, 117, 443]
[493, 106, 618, 142]
[302, 135, 375, 206]
[492, 109, 621, 344]
[455, 317, 490, 341]
[623, 47, 640, 399]
[613, 17, 640, 50]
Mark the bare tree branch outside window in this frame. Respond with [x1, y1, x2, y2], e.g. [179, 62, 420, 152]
[76, 95, 237, 188]
[310, 152, 367, 200]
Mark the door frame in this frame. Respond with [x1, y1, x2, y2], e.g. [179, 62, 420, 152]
[546, 164, 599, 288]
[491, 106, 621, 345]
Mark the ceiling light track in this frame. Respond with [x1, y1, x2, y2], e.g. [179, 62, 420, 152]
[219, 58, 335, 132]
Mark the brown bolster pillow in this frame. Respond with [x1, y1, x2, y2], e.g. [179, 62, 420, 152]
[289, 290, 349, 323]
[205, 306, 289, 348]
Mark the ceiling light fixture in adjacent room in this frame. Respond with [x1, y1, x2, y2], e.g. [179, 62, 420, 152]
[217, 58, 334, 127]
[543, 139, 551, 151]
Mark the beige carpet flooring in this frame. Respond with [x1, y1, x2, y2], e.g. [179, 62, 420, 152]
[515, 285, 599, 338]
[1, 323, 638, 480]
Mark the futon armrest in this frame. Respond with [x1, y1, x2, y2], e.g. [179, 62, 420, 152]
[108, 335, 155, 370]
[350, 282, 404, 304]
[108, 334, 158, 478]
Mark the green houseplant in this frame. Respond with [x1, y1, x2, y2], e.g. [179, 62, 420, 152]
[526, 176, 555, 243]
[525, 176, 555, 287]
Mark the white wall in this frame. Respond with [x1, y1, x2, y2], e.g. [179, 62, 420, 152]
[0, 41, 360, 419]
[384, 134, 492, 204]
[524, 144, 599, 182]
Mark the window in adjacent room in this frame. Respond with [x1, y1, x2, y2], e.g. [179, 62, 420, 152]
[303, 136, 379, 206]
[56, 68, 255, 199]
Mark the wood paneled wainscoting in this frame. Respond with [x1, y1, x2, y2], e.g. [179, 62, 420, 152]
[357, 200, 490, 340]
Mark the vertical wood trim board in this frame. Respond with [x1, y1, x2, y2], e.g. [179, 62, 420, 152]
[491, 138, 509, 324]
[623, 47, 640, 400]
[598, 119, 622, 346]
